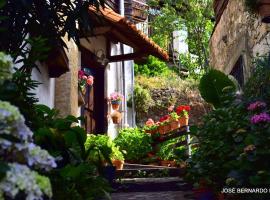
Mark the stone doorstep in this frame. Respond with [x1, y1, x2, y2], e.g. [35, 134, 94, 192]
[124, 163, 175, 169]
[115, 167, 185, 179]
[116, 177, 183, 183]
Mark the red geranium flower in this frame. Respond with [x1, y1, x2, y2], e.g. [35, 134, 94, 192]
[176, 105, 191, 115]
[159, 115, 170, 122]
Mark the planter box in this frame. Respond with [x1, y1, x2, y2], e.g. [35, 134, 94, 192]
[170, 120, 180, 131]
[179, 117, 189, 127]
[112, 160, 124, 170]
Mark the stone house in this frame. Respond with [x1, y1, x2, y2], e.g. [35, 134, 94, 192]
[210, 0, 270, 87]
[32, 0, 168, 139]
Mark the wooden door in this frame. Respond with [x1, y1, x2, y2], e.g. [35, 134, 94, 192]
[81, 47, 108, 134]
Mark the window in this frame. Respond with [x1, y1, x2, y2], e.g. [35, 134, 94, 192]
[230, 55, 244, 87]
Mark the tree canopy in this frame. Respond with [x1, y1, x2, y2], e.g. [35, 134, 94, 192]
[0, 0, 106, 59]
[148, 0, 214, 77]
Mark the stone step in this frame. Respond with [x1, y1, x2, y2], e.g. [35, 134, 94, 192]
[115, 163, 185, 179]
[112, 177, 192, 193]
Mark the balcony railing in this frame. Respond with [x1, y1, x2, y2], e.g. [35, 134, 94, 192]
[125, 0, 148, 23]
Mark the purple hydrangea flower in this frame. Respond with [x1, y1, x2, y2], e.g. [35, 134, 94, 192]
[247, 101, 267, 111]
[251, 113, 270, 124]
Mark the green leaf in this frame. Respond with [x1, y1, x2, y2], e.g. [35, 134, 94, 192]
[199, 69, 236, 108]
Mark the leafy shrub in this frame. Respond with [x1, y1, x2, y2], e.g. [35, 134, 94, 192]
[130, 84, 154, 121]
[134, 56, 170, 77]
[157, 138, 187, 161]
[33, 106, 111, 200]
[114, 128, 153, 161]
[187, 66, 270, 199]
[199, 69, 236, 108]
[85, 134, 124, 164]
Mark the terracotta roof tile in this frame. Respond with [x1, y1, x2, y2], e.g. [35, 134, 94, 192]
[89, 6, 169, 61]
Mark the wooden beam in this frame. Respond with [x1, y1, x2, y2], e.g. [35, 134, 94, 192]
[93, 26, 112, 35]
[108, 52, 147, 62]
[110, 28, 140, 51]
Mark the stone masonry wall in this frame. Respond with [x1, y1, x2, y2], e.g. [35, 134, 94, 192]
[54, 39, 80, 117]
[209, 0, 270, 78]
[136, 87, 211, 126]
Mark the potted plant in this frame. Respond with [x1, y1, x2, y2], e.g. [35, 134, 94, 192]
[78, 70, 94, 106]
[158, 115, 171, 134]
[111, 111, 122, 124]
[176, 105, 190, 127]
[169, 112, 180, 131]
[245, 0, 270, 23]
[110, 92, 124, 110]
[111, 146, 125, 170]
[114, 128, 153, 163]
[157, 139, 178, 167]
[144, 118, 158, 134]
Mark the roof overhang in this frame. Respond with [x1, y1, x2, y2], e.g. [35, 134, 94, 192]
[87, 6, 169, 62]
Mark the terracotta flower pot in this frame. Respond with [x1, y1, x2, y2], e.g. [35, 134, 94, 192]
[258, 0, 270, 23]
[112, 103, 120, 110]
[160, 160, 176, 167]
[111, 111, 122, 124]
[112, 160, 124, 170]
[170, 120, 180, 131]
[163, 124, 171, 134]
[179, 116, 189, 127]
[158, 125, 166, 134]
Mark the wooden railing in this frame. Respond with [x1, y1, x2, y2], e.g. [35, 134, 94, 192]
[124, 0, 148, 23]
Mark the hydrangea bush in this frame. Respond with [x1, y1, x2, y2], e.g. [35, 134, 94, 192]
[187, 62, 270, 199]
[0, 100, 56, 199]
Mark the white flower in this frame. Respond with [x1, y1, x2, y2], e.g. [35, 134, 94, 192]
[26, 143, 57, 171]
[0, 101, 33, 142]
[0, 163, 53, 200]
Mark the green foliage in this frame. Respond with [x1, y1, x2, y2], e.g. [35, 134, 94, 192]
[244, 56, 270, 103]
[85, 134, 113, 165]
[132, 84, 154, 121]
[114, 128, 153, 161]
[148, 0, 214, 74]
[157, 138, 187, 161]
[134, 56, 170, 77]
[187, 64, 270, 199]
[199, 69, 236, 108]
[33, 105, 111, 200]
[0, 0, 106, 59]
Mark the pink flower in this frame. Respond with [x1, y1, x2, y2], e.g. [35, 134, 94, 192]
[251, 113, 270, 124]
[78, 70, 84, 78]
[82, 75, 87, 80]
[87, 78, 94, 85]
[145, 118, 155, 126]
[247, 101, 266, 111]
[168, 105, 175, 112]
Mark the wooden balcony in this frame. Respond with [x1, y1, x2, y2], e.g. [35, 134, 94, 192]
[125, 0, 148, 23]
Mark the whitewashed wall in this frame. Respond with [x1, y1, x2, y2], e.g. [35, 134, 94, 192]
[31, 64, 55, 109]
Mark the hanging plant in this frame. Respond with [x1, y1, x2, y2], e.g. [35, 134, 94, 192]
[78, 70, 94, 94]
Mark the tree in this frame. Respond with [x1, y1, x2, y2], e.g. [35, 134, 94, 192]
[148, 0, 214, 76]
[0, 0, 106, 60]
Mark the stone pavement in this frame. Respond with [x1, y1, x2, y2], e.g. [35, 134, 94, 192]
[112, 191, 194, 200]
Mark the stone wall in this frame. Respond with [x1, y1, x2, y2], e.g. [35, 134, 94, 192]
[209, 0, 270, 79]
[54, 39, 80, 117]
[136, 87, 211, 126]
